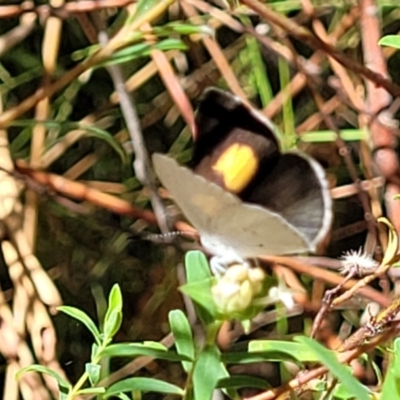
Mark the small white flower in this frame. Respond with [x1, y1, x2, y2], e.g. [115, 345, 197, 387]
[340, 248, 378, 276]
[267, 285, 295, 310]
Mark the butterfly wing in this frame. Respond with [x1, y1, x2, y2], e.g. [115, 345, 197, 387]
[192, 87, 280, 168]
[153, 153, 241, 233]
[205, 197, 312, 258]
[244, 152, 332, 248]
[153, 154, 311, 258]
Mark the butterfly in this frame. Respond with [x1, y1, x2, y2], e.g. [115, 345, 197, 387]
[153, 88, 332, 274]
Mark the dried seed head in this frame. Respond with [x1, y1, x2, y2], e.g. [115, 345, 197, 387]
[340, 248, 378, 276]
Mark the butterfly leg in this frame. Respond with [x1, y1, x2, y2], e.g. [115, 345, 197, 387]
[209, 254, 250, 277]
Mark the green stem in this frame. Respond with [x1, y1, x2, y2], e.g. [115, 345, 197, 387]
[66, 340, 110, 399]
[205, 321, 223, 345]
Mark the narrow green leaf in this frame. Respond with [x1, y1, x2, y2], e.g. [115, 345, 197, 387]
[86, 363, 101, 386]
[108, 284, 123, 312]
[217, 375, 269, 390]
[97, 39, 187, 67]
[16, 365, 71, 395]
[240, 15, 273, 108]
[379, 35, 400, 49]
[295, 336, 370, 400]
[248, 340, 319, 362]
[132, 0, 159, 21]
[142, 341, 168, 350]
[381, 338, 400, 400]
[169, 310, 194, 373]
[154, 39, 188, 52]
[57, 306, 101, 344]
[192, 345, 228, 400]
[300, 129, 368, 143]
[278, 56, 295, 150]
[105, 377, 184, 397]
[104, 309, 122, 339]
[157, 22, 214, 37]
[101, 343, 190, 361]
[10, 128, 32, 154]
[104, 42, 150, 62]
[222, 350, 298, 364]
[91, 343, 99, 360]
[79, 125, 128, 163]
[104, 284, 123, 339]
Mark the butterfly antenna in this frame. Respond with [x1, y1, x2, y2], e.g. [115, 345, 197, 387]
[142, 231, 194, 243]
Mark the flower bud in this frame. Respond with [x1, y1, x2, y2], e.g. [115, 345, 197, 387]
[211, 264, 266, 315]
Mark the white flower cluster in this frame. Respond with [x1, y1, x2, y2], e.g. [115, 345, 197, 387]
[211, 264, 266, 314]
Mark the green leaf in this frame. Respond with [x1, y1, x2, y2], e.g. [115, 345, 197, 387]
[79, 125, 128, 163]
[86, 363, 101, 386]
[179, 279, 216, 322]
[104, 284, 123, 339]
[300, 129, 368, 143]
[142, 341, 168, 350]
[278, 56, 295, 150]
[104, 377, 184, 397]
[240, 15, 273, 108]
[379, 35, 400, 49]
[102, 42, 151, 64]
[181, 251, 215, 325]
[295, 336, 370, 400]
[381, 338, 400, 400]
[222, 350, 298, 364]
[108, 284, 123, 311]
[154, 38, 188, 52]
[97, 39, 187, 67]
[57, 306, 101, 344]
[333, 382, 363, 399]
[169, 310, 194, 373]
[192, 345, 228, 400]
[16, 365, 71, 396]
[91, 343, 99, 360]
[248, 340, 319, 362]
[101, 343, 190, 362]
[217, 375, 269, 390]
[104, 309, 122, 339]
[154, 22, 214, 37]
[185, 251, 211, 282]
[133, 0, 159, 21]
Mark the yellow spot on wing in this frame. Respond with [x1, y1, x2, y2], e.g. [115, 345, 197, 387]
[212, 144, 258, 193]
